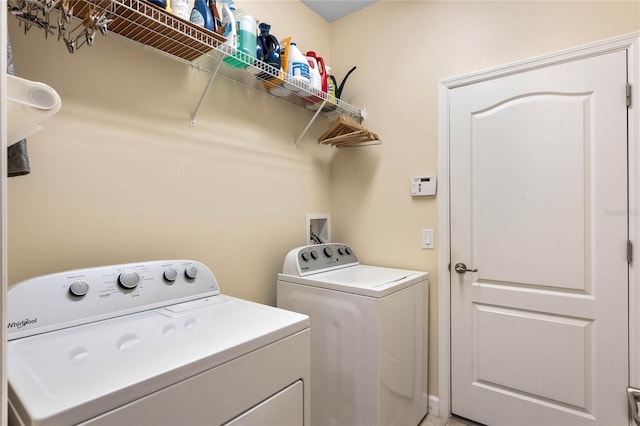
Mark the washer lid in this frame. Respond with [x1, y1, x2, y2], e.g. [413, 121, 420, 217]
[8, 296, 309, 426]
[280, 265, 428, 297]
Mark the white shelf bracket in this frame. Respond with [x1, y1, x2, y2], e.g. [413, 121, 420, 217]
[190, 58, 224, 125]
[294, 99, 328, 147]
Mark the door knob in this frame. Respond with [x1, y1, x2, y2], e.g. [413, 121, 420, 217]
[454, 263, 478, 273]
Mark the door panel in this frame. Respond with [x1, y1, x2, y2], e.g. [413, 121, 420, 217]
[474, 94, 589, 291]
[474, 305, 590, 408]
[450, 50, 628, 425]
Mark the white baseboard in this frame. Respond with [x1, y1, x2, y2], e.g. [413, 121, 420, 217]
[420, 392, 429, 412]
[422, 393, 439, 415]
[428, 394, 439, 414]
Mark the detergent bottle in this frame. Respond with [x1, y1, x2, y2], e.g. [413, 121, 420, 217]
[171, 0, 191, 19]
[220, 0, 238, 49]
[322, 65, 337, 111]
[221, 4, 254, 68]
[234, 7, 257, 63]
[220, 0, 237, 55]
[257, 23, 280, 70]
[307, 55, 321, 93]
[304, 51, 326, 105]
[302, 55, 321, 108]
[286, 42, 310, 91]
[307, 52, 327, 91]
[208, 0, 223, 34]
[256, 23, 280, 80]
[190, 0, 214, 31]
[268, 36, 292, 97]
[147, 0, 167, 9]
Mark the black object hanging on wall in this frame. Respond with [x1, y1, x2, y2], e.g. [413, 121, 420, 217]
[6, 35, 31, 177]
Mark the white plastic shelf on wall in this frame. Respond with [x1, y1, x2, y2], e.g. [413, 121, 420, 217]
[69, 0, 364, 129]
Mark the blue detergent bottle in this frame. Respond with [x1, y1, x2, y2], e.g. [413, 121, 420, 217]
[258, 23, 280, 70]
[190, 0, 214, 31]
[147, 0, 166, 8]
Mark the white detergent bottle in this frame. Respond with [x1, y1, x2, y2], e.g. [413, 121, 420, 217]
[171, 0, 191, 20]
[220, 0, 237, 55]
[286, 42, 310, 91]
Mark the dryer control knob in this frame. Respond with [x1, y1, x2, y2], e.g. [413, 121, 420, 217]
[338, 248, 345, 255]
[185, 265, 198, 280]
[323, 247, 334, 257]
[345, 247, 352, 255]
[118, 271, 140, 289]
[164, 268, 178, 282]
[69, 280, 89, 297]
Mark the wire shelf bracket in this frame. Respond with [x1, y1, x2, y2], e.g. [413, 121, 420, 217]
[190, 56, 223, 125]
[294, 99, 327, 148]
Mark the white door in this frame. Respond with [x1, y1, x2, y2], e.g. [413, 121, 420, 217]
[449, 49, 629, 425]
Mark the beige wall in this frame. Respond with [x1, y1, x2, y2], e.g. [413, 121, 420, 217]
[7, 0, 640, 406]
[329, 0, 639, 401]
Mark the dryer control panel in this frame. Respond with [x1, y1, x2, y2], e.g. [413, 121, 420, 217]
[282, 243, 359, 276]
[7, 260, 220, 340]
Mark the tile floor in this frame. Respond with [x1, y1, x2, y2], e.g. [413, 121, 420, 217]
[419, 413, 471, 426]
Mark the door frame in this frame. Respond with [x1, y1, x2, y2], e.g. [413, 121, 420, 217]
[1, 4, 8, 425]
[437, 32, 640, 421]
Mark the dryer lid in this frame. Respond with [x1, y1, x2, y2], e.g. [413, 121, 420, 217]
[285, 265, 428, 297]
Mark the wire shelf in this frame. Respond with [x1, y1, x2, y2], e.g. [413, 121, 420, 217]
[71, 0, 363, 121]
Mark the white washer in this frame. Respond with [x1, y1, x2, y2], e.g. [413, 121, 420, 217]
[7, 260, 310, 426]
[277, 243, 428, 426]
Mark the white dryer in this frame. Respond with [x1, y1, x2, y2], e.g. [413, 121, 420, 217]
[7, 260, 310, 426]
[277, 243, 428, 426]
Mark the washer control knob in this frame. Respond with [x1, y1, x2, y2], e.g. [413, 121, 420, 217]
[323, 247, 334, 257]
[185, 265, 198, 280]
[338, 248, 345, 255]
[301, 252, 310, 262]
[310, 250, 318, 260]
[345, 247, 352, 255]
[69, 280, 89, 297]
[118, 271, 140, 289]
[164, 268, 178, 282]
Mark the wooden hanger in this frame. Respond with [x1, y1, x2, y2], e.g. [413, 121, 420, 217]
[318, 115, 381, 147]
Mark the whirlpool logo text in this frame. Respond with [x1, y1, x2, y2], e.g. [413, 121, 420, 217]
[7, 318, 37, 329]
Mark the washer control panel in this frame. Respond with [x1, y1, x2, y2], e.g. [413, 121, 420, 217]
[282, 243, 359, 276]
[7, 260, 219, 340]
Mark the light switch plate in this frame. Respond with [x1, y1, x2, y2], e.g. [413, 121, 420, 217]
[422, 229, 434, 249]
